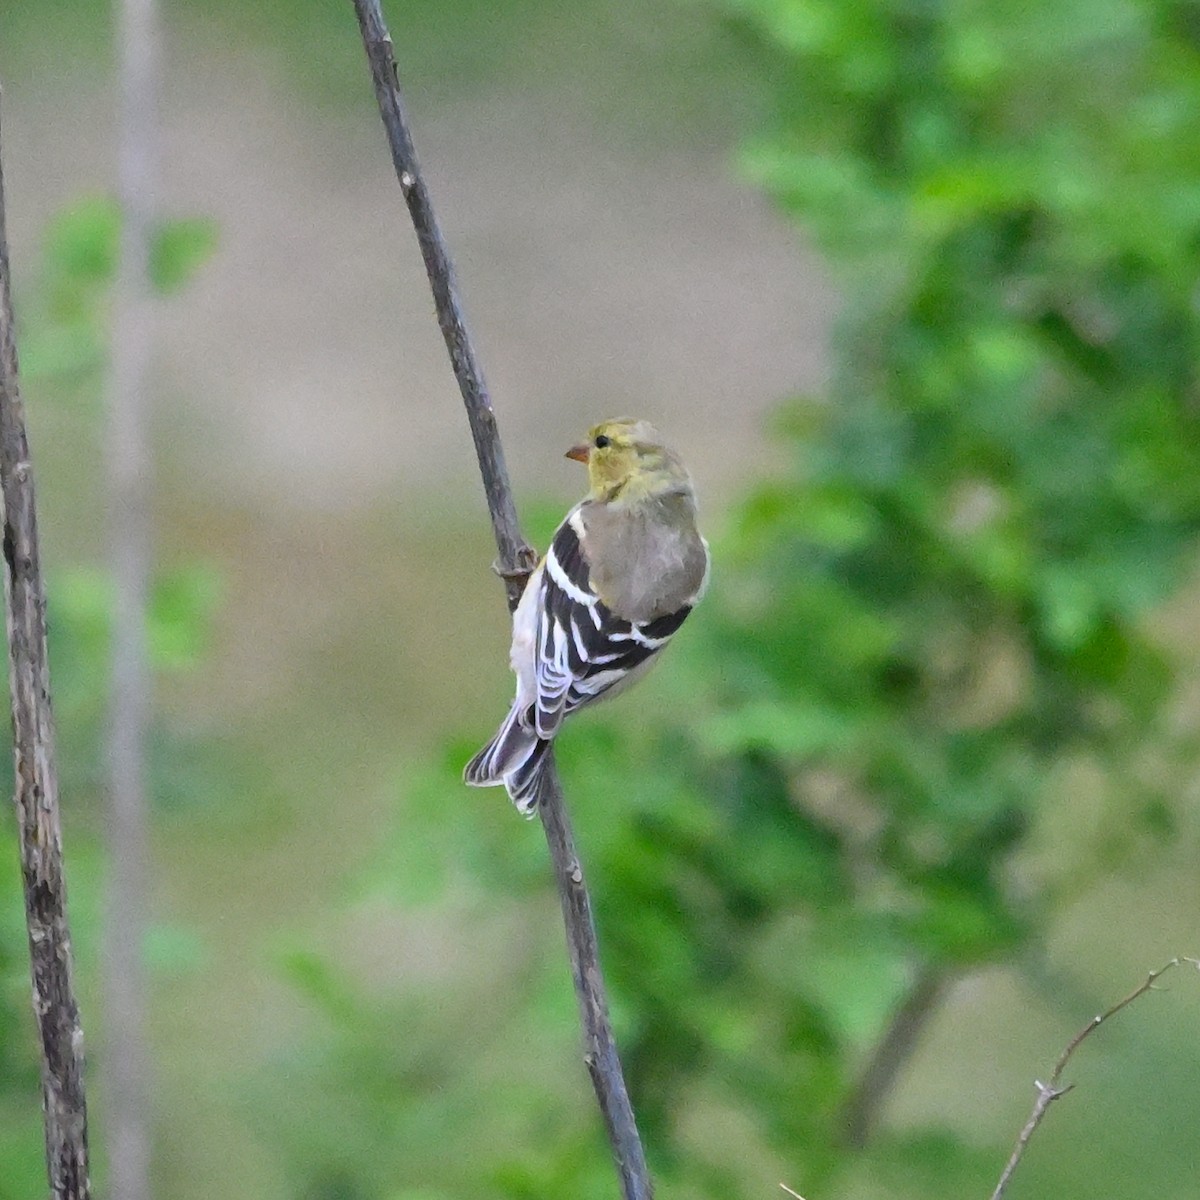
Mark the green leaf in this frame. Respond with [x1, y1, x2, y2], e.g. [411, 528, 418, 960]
[148, 565, 221, 671]
[42, 195, 120, 289]
[276, 947, 361, 1028]
[150, 217, 218, 294]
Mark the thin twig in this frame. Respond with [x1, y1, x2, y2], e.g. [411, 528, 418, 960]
[538, 761, 653, 1199]
[349, 5, 652, 1198]
[841, 964, 949, 1148]
[106, 0, 160, 1196]
[0, 92, 92, 1200]
[990, 956, 1199, 1200]
[350, 0, 535, 607]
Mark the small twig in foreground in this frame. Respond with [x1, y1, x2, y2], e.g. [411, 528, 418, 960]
[0, 95, 92, 1199]
[349, 6, 652, 1199]
[780, 1183, 807, 1200]
[990, 956, 1199, 1200]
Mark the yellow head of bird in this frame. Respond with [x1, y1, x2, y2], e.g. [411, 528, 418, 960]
[565, 418, 689, 501]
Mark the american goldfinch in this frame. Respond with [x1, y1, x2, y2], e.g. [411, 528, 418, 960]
[465, 418, 710, 813]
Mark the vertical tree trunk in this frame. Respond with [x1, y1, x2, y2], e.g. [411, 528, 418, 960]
[106, 0, 160, 1197]
[0, 94, 93, 1200]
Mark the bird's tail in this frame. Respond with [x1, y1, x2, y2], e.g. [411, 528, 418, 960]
[464, 704, 551, 816]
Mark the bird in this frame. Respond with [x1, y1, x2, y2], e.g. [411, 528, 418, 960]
[464, 418, 710, 813]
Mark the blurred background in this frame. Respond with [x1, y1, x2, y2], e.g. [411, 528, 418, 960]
[0, 0, 1199, 1197]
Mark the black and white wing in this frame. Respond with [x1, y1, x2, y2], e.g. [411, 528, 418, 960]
[529, 510, 693, 740]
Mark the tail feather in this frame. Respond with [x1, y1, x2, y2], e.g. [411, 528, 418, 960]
[505, 738, 551, 815]
[464, 704, 550, 814]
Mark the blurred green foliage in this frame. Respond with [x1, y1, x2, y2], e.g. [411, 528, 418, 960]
[272, 0, 1200, 1197]
[22, 197, 218, 388]
[584, 0, 1200, 1185]
[51, 563, 223, 798]
[1, 2, 1199, 1198]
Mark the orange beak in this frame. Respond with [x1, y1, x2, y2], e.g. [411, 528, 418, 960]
[564, 442, 590, 464]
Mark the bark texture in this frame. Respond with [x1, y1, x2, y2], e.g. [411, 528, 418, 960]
[0, 96, 92, 1200]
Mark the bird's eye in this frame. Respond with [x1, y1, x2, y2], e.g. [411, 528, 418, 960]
[594, 435, 611, 449]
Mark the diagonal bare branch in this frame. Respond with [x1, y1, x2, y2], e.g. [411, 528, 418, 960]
[990, 956, 1199, 1200]
[0, 92, 92, 1200]
[349, 5, 652, 1198]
